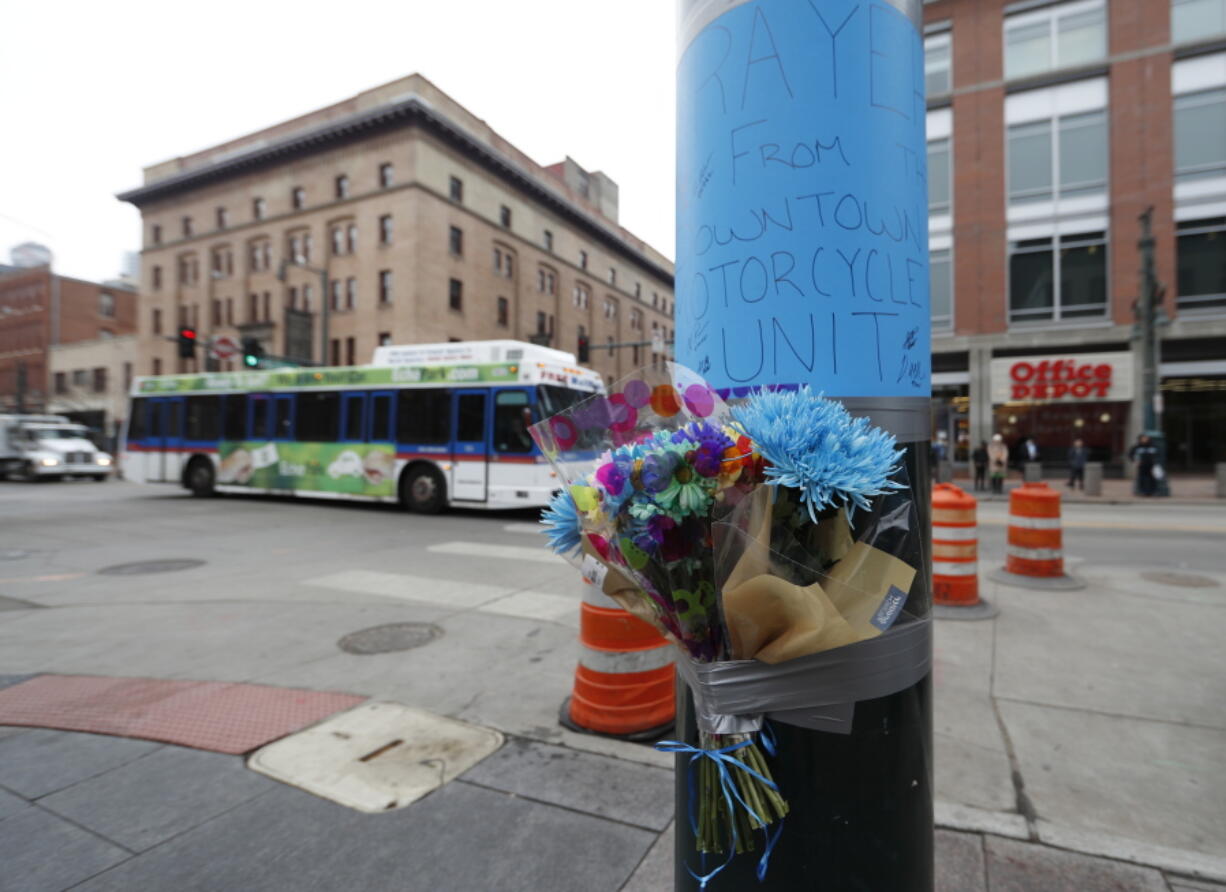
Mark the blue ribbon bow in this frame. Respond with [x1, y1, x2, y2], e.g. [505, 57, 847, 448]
[656, 728, 784, 888]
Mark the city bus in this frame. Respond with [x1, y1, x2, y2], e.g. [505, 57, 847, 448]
[121, 340, 603, 512]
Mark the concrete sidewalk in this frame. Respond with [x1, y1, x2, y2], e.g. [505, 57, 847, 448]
[953, 472, 1222, 504]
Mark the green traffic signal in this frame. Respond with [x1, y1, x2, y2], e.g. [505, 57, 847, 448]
[244, 354, 259, 367]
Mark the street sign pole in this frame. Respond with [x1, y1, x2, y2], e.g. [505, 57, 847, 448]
[675, 1, 933, 887]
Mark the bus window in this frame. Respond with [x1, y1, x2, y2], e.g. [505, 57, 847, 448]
[536, 384, 587, 418]
[274, 397, 293, 439]
[493, 390, 533, 453]
[457, 393, 485, 443]
[185, 396, 220, 441]
[223, 395, 248, 441]
[371, 393, 392, 442]
[343, 395, 365, 441]
[166, 401, 184, 438]
[297, 392, 339, 441]
[251, 397, 271, 440]
[396, 389, 450, 444]
[128, 398, 148, 441]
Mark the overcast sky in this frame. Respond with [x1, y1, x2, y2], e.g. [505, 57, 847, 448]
[0, 1, 677, 283]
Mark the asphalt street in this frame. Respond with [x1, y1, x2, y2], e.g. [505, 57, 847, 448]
[1, 478, 1224, 891]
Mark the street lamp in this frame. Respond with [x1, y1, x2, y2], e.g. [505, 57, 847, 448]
[277, 256, 330, 366]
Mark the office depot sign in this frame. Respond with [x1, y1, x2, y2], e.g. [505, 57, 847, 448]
[990, 351, 1133, 403]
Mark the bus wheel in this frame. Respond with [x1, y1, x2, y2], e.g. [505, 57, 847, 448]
[186, 458, 215, 497]
[402, 466, 445, 514]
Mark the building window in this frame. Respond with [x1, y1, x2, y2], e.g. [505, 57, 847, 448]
[652, 292, 659, 308]
[345, 337, 355, 366]
[1009, 230, 1107, 323]
[1176, 217, 1226, 310]
[497, 296, 509, 327]
[54, 372, 67, 395]
[544, 230, 553, 251]
[292, 187, 305, 210]
[579, 249, 588, 270]
[248, 240, 272, 272]
[330, 339, 340, 366]
[634, 282, 642, 298]
[449, 225, 463, 256]
[347, 224, 357, 254]
[449, 278, 463, 311]
[630, 308, 643, 331]
[335, 175, 349, 199]
[379, 214, 393, 245]
[930, 249, 953, 328]
[249, 293, 259, 322]
[925, 31, 952, 96]
[151, 224, 162, 245]
[1173, 86, 1226, 184]
[300, 286, 311, 312]
[536, 311, 548, 334]
[330, 279, 341, 311]
[379, 163, 394, 188]
[153, 358, 162, 375]
[379, 331, 392, 346]
[178, 254, 199, 285]
[99, 292, 115, 318]
[253, 197, 266, 220]
[573, 282, 590, 308]
[331, 225, 345, 255]
[1004, 0, 1105, 80]
[928, 137, 951, 214]
[90, 367, 106, 394]
[449, 176, 463, 202]
[537, 267, 556, 294]
[500, 205, 512, 228]
[302, 233, 312, 262]
[225, 298, 233, 324]
[603, 297, 617, 319]
[1173, 0, 1226, 43]
[216, 207, 228, 229]
[152, 266, 162, 290]
[182, 216, 193, 237]
[608, 267, 616, 285]
[494, 246, 514, 278]
[1008, 108, 1107, 204]
[345, 277, 356, 310]
[123, 362, 133, 391]
[379, 270, 392, 304]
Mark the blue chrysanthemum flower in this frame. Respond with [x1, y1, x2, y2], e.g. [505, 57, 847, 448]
[541, 488, 583, 557]
[732, 387, 904, 520]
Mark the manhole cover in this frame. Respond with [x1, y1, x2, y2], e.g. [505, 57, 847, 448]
[1140, 571, 1220, 589]
[338, 623, 443, 655]
[98, 559, 206, 576]
[0, 550, 31, 561]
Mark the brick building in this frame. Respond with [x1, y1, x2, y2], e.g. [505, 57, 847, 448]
[117, 74, 675, 386]
[923, 0, 1226, 472]
[0, 262, 138, 416]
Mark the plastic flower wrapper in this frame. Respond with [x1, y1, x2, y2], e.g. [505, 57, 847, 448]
[533, 369, 919, 885]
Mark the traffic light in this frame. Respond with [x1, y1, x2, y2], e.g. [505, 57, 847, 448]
[177, 328, 197, 359]
[577, 334, 590, 364]
[241, 336, 264, 368]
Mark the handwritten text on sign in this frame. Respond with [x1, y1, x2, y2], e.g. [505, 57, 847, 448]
[677, 0, 930, 397]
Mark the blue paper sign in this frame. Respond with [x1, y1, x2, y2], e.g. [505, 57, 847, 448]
[677, 0, 931, 398]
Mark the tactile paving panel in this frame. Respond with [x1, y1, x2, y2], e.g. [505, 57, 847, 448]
[0, 675, 366, 754]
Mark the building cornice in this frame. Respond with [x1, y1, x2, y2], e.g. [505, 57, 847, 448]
[116, 96, 674, 287]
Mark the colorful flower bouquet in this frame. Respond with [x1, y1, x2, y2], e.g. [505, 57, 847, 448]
[533, 364, 919, 884]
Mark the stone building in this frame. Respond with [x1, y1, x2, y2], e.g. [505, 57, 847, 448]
[117, 74, 675, 385]
[47, 335, 138, 449]
[922, 0, 1226, 472]
[0, 262, 137, 414]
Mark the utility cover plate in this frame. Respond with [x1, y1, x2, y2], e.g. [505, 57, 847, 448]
[247, 701, 503, 813]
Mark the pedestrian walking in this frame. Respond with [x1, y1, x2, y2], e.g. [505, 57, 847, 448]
[972, 440, 989, 492]
[1128, 434, 1160, 496]
[988, 434, 1009, 495]
[1067, 438, 1088, 490]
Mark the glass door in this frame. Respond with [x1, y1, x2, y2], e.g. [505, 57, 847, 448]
[451, 389, 488, 501]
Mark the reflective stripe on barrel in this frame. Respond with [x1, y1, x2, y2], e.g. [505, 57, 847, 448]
[932, 483, 979, 606]
[1004, 483, 1065, 578]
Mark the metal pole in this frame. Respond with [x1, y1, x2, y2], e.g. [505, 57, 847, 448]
[1135, 208, 1168, 496]
[320, 268, 330, 366]
[675, 1, 933, 887]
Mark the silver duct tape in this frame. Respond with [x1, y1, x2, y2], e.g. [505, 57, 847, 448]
[678, 618, 932, 736]
[678, 0, 921, 52]
[841, 397, 932, 444]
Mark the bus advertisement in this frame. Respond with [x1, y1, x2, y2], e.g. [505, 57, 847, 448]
[121, 340, 603, 512]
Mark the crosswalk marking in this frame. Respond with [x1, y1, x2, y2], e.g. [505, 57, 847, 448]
[427, 542, 564, 564]
[502, 523, 545, 535]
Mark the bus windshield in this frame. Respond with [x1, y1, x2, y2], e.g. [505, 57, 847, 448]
[535, 384, 590, 419]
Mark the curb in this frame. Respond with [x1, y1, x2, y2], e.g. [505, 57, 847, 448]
[934, 800, 1226, 883]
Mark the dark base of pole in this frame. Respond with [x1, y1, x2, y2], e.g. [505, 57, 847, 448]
[674, 441, 934, 890]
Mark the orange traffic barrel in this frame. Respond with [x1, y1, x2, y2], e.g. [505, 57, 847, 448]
[559, 582, 675, 740]
[932, 483, 980, 606]
[1005, 483, 1065, 577]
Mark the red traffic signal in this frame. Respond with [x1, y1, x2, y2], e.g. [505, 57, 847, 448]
[577, 335, 590, 364]
[177, 328, 197, 359]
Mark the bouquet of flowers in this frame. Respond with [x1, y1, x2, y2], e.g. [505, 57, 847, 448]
[533, 364, 919, 885]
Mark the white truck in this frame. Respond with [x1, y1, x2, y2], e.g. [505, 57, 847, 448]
[0, 414, 115, 482]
